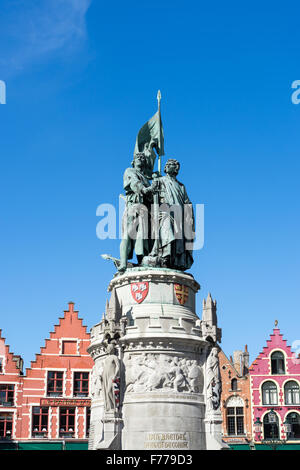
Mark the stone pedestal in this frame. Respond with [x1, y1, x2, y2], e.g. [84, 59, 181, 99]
[88, 268, 226, 450]
[96, 411, 122, 450]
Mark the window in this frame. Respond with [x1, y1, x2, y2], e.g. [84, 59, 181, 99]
[286, 412, 300, 439]
[263, 412, 279, 439]
[0, 358, 3, 373]
[0, 384, 14, 406]
[271, 351, 285, 374]
[231, 378, 238, 391]
[59, 407, 75, 438]
[73, 372, 89, 397]
[227, 407, 244, 435]
[262, 381, 278, 405]
[284, 381, 300, 405]
[62, 341, 77, 355]
[86, 407, 91, 438]
[0, 413, 13, 439]
[47, 371, 63, 397]
[32, 407, 49, 438]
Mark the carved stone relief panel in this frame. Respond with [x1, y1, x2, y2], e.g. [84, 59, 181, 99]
[124, 353, 204, 394]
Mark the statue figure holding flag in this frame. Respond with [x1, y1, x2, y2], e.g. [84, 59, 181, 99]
[118, 152, 157, 273]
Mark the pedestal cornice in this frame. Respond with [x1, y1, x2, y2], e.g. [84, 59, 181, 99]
[108, 268, 200, 293]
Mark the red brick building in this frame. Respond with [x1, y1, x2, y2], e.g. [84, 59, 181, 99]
[219, 346, 252, 445]
[0, 302, 94, 450]
[0, 330, 24, 441]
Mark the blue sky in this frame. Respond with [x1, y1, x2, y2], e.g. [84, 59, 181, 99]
[0, 0, 299, 369]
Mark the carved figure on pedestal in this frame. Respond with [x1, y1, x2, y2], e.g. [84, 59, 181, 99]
[91, 362, 103, 398]
[206, 347, 221, 411]
[102, 342, 120, 412]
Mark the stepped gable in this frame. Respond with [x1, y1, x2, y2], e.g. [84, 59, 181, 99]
[19, 302, 94, 442]
[0, 329, 24, 439]
[25, 302, 93, 376]
[0, 329, 23, 376]
[249, 327, 297, 374]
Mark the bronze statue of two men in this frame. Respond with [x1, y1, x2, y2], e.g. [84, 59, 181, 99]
[118, 153, 194, 273]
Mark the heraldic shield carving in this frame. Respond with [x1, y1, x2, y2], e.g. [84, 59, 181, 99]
[174, 284, 189, 305]
[131, 281, 149, 303]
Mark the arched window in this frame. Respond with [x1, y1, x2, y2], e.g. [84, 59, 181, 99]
[263, 412, 279, 439]
[271, 351, 285, 374]
[262, 381, 278, 405]
[286, 412, 300, 439]
[284, 381, 300, 405]
[231, 378, 238, 391]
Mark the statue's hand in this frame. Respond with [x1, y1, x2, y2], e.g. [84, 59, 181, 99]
[142, 182, 158, 195]
[150, 180, 159, 192]
[142, 186, 153, 195]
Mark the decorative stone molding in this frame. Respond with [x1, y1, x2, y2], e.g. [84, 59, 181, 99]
[87, 343, 107, 360]
[121, 336, 206, 354]
[225, 395, 245, 407]
[108, 268, 200, 293]
[123, 392, 205, 404]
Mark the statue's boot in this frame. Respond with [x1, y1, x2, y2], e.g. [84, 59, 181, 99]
[118, 265, 126, 273]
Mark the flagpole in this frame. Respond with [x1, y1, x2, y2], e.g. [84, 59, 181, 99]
[150, 90, 162, 258]
[157, 90, 162, 176]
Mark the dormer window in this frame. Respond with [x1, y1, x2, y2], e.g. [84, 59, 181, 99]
[271, 351, 285, 375]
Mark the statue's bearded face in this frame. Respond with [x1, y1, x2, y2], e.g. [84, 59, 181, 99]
[134, 154, 145, 170]
[165, 160, 179, 176]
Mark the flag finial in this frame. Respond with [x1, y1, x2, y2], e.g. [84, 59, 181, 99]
[157, 90, 161, 111]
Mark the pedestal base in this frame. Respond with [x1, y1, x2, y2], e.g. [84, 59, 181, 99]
[88, 269, 225, 450]
[96, 412, 122, 450]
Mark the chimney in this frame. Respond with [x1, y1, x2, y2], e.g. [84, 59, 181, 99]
[242, 344, 249, 375]
[12, 355, 24, 375]
[233, 350, 243, 375]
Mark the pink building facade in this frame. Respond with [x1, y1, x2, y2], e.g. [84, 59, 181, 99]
[249, 326, 300, 443]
